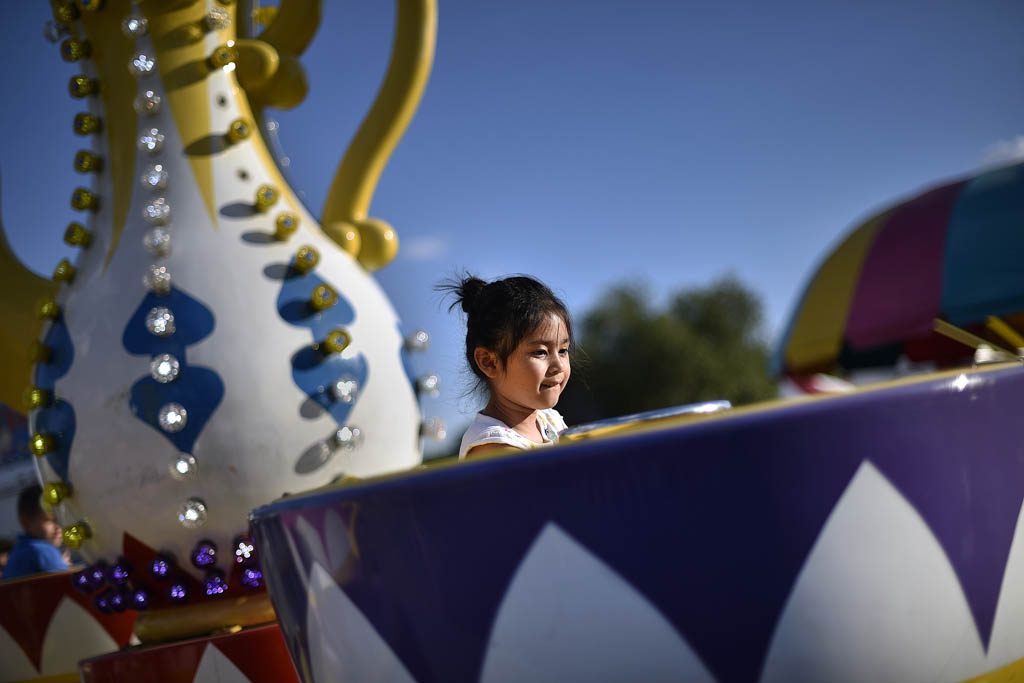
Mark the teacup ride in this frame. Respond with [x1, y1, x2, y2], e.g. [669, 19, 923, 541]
[0, 0, 438, 680]
[0, 569, 135, 682]
[252, 160, 1024, 683]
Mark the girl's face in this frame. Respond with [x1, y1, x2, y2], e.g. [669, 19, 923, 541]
[489, 313, 571, 411]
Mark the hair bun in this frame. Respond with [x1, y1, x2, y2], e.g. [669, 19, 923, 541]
[458, 276, 486, 313]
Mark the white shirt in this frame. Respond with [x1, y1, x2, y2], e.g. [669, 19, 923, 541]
[458, 409, 568, 459]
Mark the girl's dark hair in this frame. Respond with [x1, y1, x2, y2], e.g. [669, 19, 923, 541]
[437, 274, 574, 391]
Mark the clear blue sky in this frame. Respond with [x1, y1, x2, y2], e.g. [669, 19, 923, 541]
[2, 1, 1022, 453]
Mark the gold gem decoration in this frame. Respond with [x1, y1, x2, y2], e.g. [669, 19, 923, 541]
[74, 150, 102, 173]
[64, 222, 92, 247]
[37, 298, 60, 320]
[274, 213, 299, 240]
[29, 341, 53, 363]
[254, 185, 278, 211]
[53, 3, 79, 24]
[53, 259, 76, 283]
[77, 0, 103, 12]
[292, 245, 319, 273]
[73, 113, 100, 135]
[30, 433, 57, 457]
[61, 39, 90, 62]
[69, 75, 98, 98]
[63, 522, 92, 550]
[208, 43, 239, 69]
[226, 118, 251, 144]
[252, 6, 277, 26]
[71, 187, 98, 211]
[43, 482, 71, 506]
[322, 329, 352, 354]
[23, 387, 52, 410]
[310, 285, 338, 311]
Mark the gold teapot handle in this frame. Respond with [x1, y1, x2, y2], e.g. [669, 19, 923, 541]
[239, 0, 436, 269]
[320, 0, 437, 270]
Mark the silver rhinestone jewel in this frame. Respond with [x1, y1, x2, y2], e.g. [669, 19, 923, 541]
[420, 417, 447, 440]
[204, 7, 231, 30]
[121, 15, 148, 37]
[150, 353, 180, 383]
[235, 540, 254, 561]
[129, 53, 156, 76]
[138, 128, 165, 154]
[134, 90, 161, 116]
[333, 425, 363, 451]
[177, 498, 207, 528]
[145, 307, 175, 337]
[143, 198, 170, 225]
[158, 402, 188, 432]
[416, 373, 441, 397]
[141, 164, 168, 190]
[143, 228, 171, 257]
[330, 376, 359, 403]
[405, 329, 430, 351]
[168, 453, 197, 481]
[143, 264, 172, 294]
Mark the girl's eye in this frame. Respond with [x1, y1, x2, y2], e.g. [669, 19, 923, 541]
[559, 348, 569, 356]
[532, 350, 547, 358]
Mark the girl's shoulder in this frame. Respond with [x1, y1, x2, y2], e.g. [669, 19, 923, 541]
[459, 413, 533, 459]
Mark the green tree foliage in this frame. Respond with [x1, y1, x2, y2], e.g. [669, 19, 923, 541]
[558, 276, 777, 424]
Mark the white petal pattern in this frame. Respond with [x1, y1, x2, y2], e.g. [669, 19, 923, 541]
[306, 562, 417, 683]
[480, 523, 717, 683]
[760, 461, 985, 683]
[0, 622, 38, 679]
[40, 596, 119, 675]
[192, 643, 252, 683]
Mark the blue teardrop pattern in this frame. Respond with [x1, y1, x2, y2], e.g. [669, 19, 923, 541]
[397, 323, 419, 395]
[275, 263, 367, 428]
[32, 313, 76, 481]
[122, 288, 224, 453]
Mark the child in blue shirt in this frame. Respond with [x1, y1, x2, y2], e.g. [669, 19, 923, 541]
[1, 484, 68, 580]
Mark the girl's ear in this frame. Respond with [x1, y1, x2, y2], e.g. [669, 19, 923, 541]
[473, 347, 500, 378]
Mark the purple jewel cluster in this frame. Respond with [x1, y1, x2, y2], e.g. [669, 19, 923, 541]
[149, 552, 191, 604]
[191, 540, 217, 568]
[204, 569, 228, 596]
[233, 534, 263, 590]
[240, 566, 263, 589]
[191, 535, 264, 595]
[72, 533, 264, 610]
[190, 539, 228, 597]
[150, 554, 173, 580]
[169, 581, 189, 602]
[72, 556, 151, 614]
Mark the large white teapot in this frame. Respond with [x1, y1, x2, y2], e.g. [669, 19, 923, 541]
[0, 0, 435, 638]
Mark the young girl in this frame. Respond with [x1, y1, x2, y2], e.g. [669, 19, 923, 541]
[440, 275, 572, 459]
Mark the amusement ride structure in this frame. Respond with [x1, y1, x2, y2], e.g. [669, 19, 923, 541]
[2, 0, 1024, 682]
